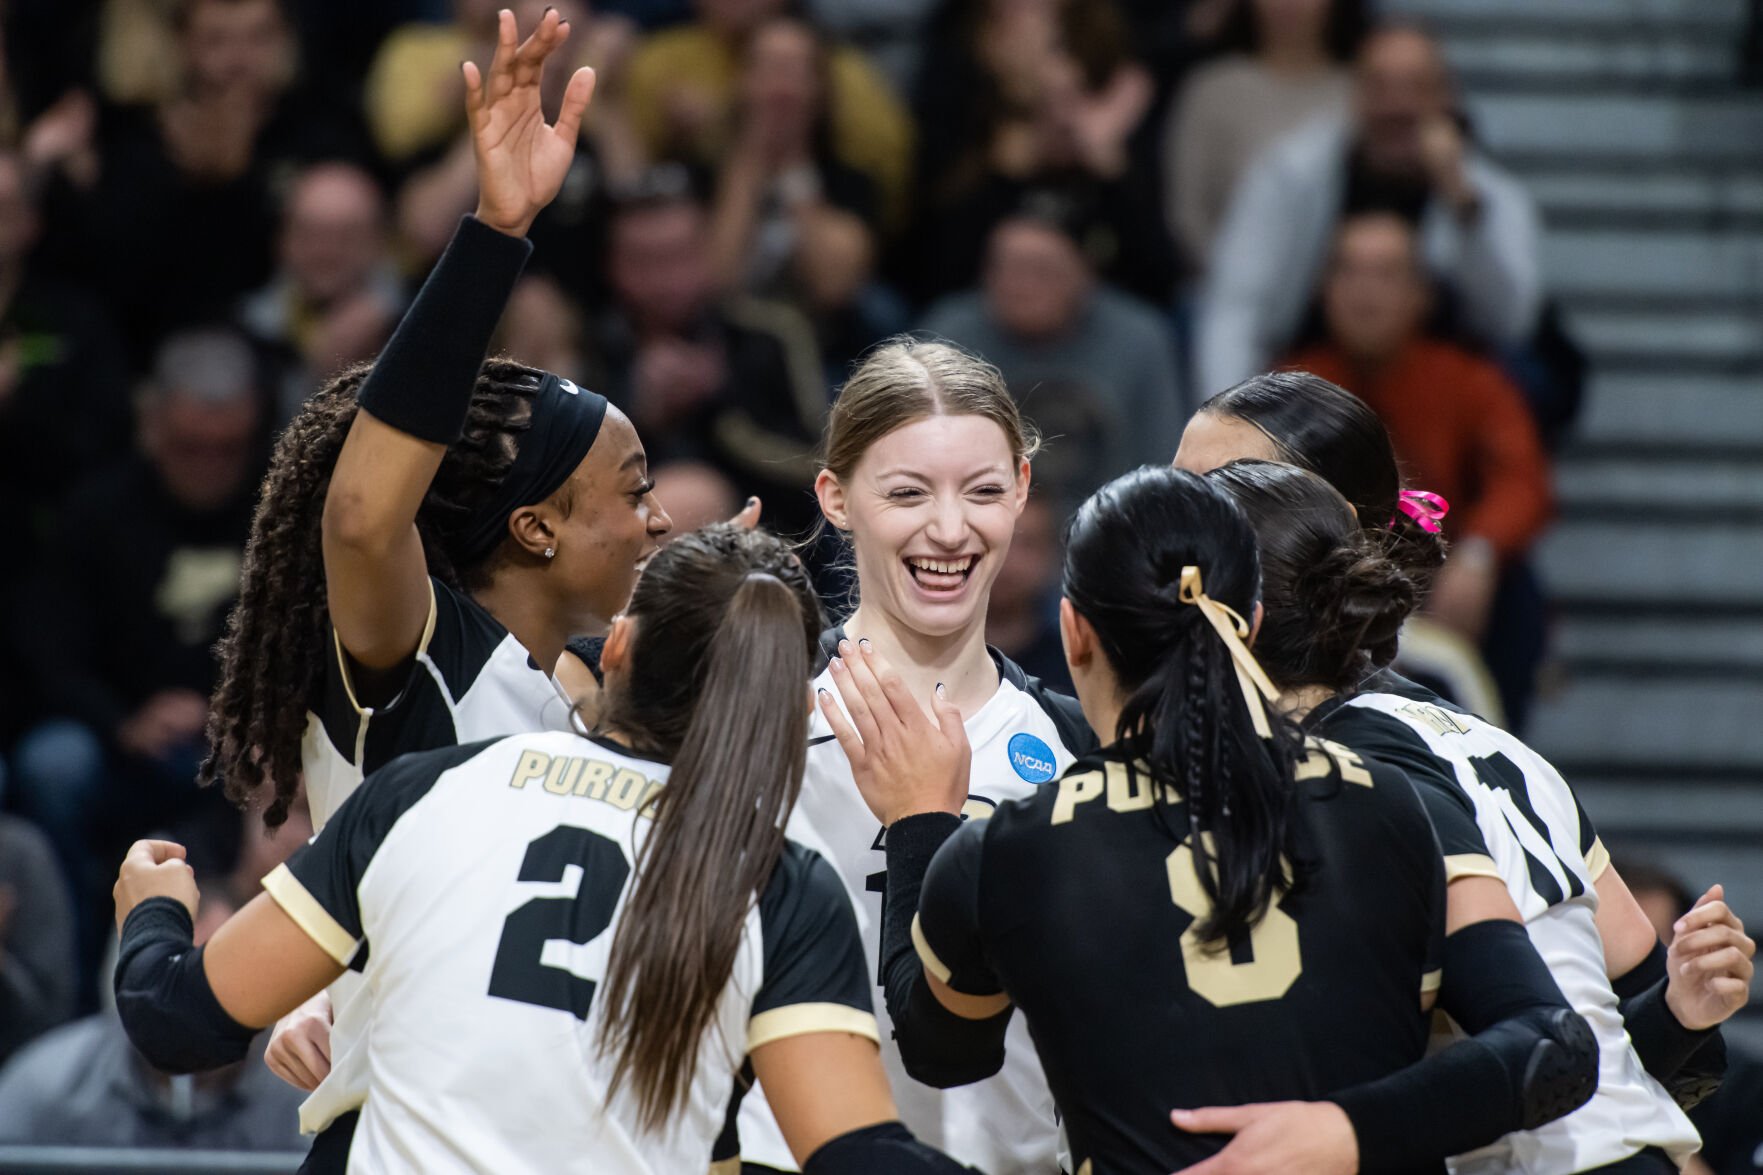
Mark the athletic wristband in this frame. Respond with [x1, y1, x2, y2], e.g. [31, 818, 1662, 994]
[803, 1120, 978, 1174]
[356, 215, 533, 444]
[881, 813, 963, 985]
[1620, 973, 1724, 1103]
[119, 894, 197, 952]
[115, 897, 257, 1074]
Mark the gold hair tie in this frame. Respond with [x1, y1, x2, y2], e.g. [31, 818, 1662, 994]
[1177, 565, 1281, 739]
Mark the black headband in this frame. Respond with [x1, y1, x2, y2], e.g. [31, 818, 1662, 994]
[455, 372, 609, 567]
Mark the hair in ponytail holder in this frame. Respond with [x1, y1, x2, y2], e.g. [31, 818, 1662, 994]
[1392, 489, 1449, 534]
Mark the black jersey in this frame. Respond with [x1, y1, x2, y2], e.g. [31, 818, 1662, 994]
[912, 741, 1447, 1174]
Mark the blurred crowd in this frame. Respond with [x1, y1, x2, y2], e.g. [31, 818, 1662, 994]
[0, 0, 1590, 1147]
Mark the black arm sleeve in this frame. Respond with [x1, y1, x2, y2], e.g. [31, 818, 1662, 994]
[802, 1120, 980, 1174]
[113, 898, 257, 1074]
[355, 215, 532, 443]
[1330, 918, 1600, 1173]
[879, 813, 1012, 1090]
[1613, 940, 1726, 1109]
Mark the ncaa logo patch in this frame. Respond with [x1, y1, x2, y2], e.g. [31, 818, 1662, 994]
[1007, 733, 1057, 783]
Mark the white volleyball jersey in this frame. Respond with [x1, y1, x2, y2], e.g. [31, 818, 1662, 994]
[1321, 677, 1699, 1174]
[263, 731, 877, 1175]
[738, 630, 1094, 1174]
[297, 578, 580, 1135]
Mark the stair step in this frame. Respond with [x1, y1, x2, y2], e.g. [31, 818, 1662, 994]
[1387, 0, 1745, 32]
[1575, 373, 1763, 449]
[1525, 677, 1763, 768]
[1556, 456, 1763, 515]
[1526, 171, 1763, 224]
[1543, 229, 1763, 299]
[1568, 309, 1763, 368]
[1535, 520, 1763, 604]
[1444, 34, 1739, 92]
[1466, 93, 1763, 161]
[1554, 615, 1763, 672]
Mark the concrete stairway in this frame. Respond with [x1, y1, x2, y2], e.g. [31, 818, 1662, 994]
[1388, 0, 1763, 1050]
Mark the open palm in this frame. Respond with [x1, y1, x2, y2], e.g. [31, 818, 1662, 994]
[464, 9, 596, 238]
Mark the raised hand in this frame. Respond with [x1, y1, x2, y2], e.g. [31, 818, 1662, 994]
[1666, 884, 1756, 1030]
[113, 839, 198, 932]
[464, 8, 597, 238]
[818, 639, 971, 825]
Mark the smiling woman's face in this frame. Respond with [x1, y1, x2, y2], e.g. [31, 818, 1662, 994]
[821, 413, 1029, 639]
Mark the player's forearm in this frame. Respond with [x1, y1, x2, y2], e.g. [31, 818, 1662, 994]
[804, 1121, 981, 1173]
[329, 214, 533, 544]
[1613, 940, 1726, 1108]
[1331, 919, 1599, 1171]
[879, 814, 1008, 1088]
[113, 898, 257, 1074]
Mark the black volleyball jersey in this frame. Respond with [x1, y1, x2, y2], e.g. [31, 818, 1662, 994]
[911, 741, 1448, 1174]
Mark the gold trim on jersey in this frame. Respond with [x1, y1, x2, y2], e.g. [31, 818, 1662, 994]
[911, 913, 953, 985]
[1443, 853, 1502, 884]
[708, 1159, 740, 1175]
[747, 1003, 879, 1052]
[330, 580, 438, 720]
[1585, 837, 1611, 882]
[262, 863, 359, 967]
[1421, 968, 1442, 992]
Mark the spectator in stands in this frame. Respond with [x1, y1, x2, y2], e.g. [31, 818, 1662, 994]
[919, 199, 1184, 506]
[623, 0, 911, 226]
[47, 0, 370, 363]
[586, 173, 829, 537]
[7, 327, 264, 941]
[0, 813, 76, 1065]
[1286, 210, 1553, 727]
[0, 862, 305, 1152]
[983, 495, 1071, 693]
[651, 460, 743, 535]
[1196, 22, 1541, 394]
[493, 273, 589, 381]
[707, 16, 882, 296]
[0, 148, 133, 566]
[790, 202, 910, 389]
[804, 0, 941, 94]
[910, 0, 1170, 304]
[239, 160, 404, 422]
[1162, 0, 1368, 273]
[389, 0, 643, 304]
[1622, 860, 1763, 1175]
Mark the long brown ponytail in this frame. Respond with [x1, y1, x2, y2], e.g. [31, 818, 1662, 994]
[594, 524, 822, 1128]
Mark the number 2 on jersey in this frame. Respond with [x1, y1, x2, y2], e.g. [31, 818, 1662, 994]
[488, 826, 632, 1019]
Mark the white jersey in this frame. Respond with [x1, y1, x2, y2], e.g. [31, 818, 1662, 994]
[1324, 679, 1699, 1174]
[738, 631, 1093, 1174]
[297, 578, 579, 1135]
[263, 731, 877, 1174]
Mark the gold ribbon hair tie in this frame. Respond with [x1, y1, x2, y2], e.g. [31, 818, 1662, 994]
[1177, 565, 1281, 740]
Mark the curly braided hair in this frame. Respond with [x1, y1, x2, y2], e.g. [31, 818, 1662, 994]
[201, 359, 546, 827]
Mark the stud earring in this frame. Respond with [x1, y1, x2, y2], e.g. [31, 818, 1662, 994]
[544, 546, 556, 559]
